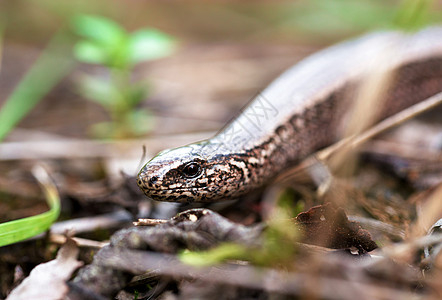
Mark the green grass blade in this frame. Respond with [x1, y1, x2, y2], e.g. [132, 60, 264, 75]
[0, 166, 60, 247]
[0, 31, 75, 142]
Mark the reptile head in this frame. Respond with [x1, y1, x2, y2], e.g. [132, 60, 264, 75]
[137, 141, 253, 202]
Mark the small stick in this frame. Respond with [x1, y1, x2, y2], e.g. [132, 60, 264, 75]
[318, 91, 442, 162]
[49, 233, 108, 249]
[134, 218, 168, 226]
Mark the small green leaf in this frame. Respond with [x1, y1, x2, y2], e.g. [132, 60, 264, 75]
[76, 75, 120, 108]
[71, 15, 132, 68]
[71, 14, 127, 47]
[73, 41, 108, 65]
[276, 188, 302, 218]
[127, 109, 155, 135]
[127, 84, 148, 106]
[128, 29, 176, 64]
[180, 243, 248, 266]
[108, 42, 131, 69]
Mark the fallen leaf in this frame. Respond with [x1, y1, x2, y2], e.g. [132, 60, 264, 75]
[7, 238, 83, 300]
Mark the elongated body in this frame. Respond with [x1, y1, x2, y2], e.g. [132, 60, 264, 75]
[138, 27, 442, 202]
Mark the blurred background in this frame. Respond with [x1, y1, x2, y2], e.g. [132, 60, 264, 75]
[2, 0, 440, 143]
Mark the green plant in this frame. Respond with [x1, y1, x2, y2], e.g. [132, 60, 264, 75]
[0, 31, 74, 143]
[0, 166, 60, 247]
[71, 14, 176, 139]
[394, 0, 434, 30]
[278, 0, 437, 39]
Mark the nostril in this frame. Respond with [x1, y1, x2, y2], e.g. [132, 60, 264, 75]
[149, 176, 158, 185]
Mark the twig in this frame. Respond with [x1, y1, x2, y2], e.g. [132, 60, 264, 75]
[382, 233, 442, 261]
[50, 210, 133, 234]
[319, 91, 442, 162]
[50, 233, 108, 249]
[348, 215, 406, 240]
[134, 218, 168, 226]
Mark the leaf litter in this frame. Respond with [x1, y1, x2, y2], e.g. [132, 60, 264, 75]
[6, 238, 83, 300]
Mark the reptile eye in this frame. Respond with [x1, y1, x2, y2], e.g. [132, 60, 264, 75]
[181, 162, 201, 178]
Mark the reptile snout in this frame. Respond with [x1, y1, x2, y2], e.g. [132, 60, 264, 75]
[137, 167, 161, 194]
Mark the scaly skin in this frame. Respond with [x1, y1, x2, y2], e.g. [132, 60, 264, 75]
[137, 27, 442, 203]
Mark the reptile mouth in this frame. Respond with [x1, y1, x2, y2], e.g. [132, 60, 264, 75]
[153, 187, 203, 193]
[142, 187, 203, 203]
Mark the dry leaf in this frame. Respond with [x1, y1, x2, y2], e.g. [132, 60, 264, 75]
[7, 238, 83, 300]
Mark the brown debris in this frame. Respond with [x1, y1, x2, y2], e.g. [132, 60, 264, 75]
[7, 238, 83, 300]
[69, 208, 264, 299]
[363, 120, 442, 189]
[295, 203, 378, 253]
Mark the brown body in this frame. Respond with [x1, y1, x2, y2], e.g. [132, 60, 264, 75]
[138, 27, 442, 202]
